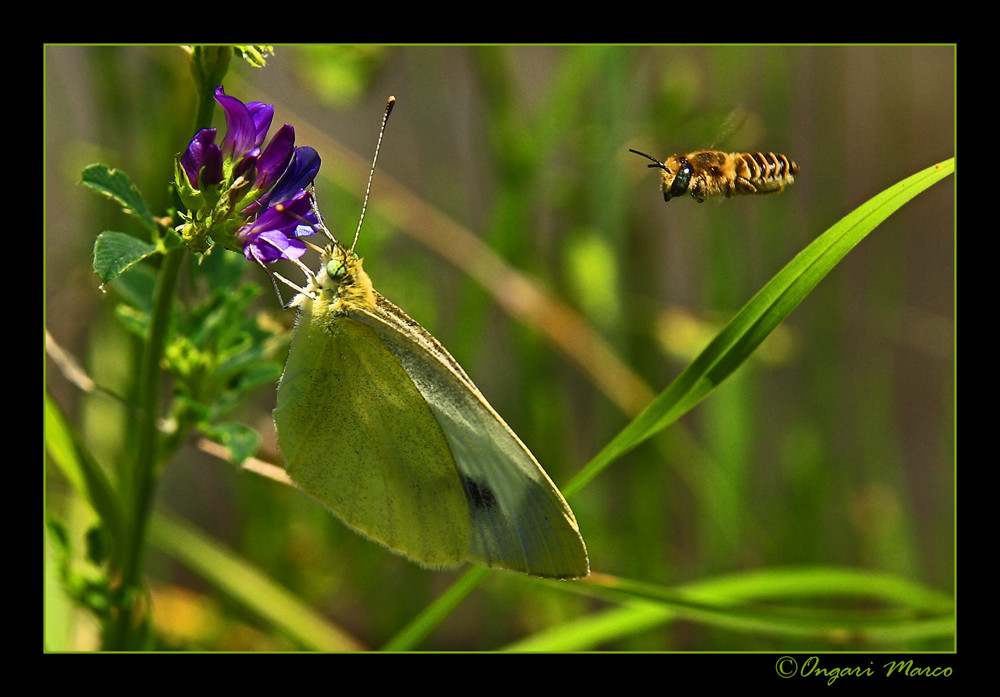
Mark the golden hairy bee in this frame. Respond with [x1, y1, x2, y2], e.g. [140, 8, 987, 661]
[630, 148, 799, 203]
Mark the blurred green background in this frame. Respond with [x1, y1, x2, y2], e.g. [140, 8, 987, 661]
[44, 45, 954, 651]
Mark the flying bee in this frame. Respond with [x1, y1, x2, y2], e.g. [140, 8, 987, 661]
[629, 148, 799, 203]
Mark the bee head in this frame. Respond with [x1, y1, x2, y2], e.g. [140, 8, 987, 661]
[628, 148, 692, 202]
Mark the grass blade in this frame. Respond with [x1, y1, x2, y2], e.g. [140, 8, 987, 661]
[505, 566, 955, 651]
[44, 393, 123, 550]
[148, 510, 365, 651]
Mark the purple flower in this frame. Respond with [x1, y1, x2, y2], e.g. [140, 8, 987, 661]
[180, 128, 223, 189]
[239, 188, 317, 263]
[175, 86, 321, 262]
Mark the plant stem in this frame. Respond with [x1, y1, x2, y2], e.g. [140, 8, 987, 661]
[105, 245, 184, 649]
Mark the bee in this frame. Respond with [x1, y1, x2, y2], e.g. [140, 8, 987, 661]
[630, 148, 799, 203]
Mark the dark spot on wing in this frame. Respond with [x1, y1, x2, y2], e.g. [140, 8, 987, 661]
[461, 474, 498, 512]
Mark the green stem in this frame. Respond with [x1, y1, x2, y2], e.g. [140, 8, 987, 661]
[106, 245, 184, 649]
[102, 53, 224, 649]
[190, 46, 231, 130]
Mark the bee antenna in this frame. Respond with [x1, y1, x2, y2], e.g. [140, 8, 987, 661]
[628, 148, 668, 171]
[351, 96, 395, 252]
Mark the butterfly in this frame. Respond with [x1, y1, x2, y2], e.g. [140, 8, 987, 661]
[270, 98, 588, 578]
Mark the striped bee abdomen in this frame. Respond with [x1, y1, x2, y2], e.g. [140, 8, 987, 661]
[733, 152, 798, 195]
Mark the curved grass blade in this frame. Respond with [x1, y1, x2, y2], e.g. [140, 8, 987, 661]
[504, 566, 954, 651]
[148, 510, 365, 651]
[565, 158, 954, 496]
[44, 393, 123, 551]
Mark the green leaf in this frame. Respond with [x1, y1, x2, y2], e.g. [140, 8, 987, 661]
[93, 231, 159, 285]
[81, 164, 158, 238]
[235, 45, 274, 68]
[200, 422, 261, 465]
[566, 158, 955, 496]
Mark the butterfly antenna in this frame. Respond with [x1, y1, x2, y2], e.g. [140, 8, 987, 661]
[301, 184, 337, 245]
[628, 148, 669, 171]
[351, 96, 395, 252]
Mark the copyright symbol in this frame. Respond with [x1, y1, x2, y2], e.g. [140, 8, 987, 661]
[775, 656, 798, 678]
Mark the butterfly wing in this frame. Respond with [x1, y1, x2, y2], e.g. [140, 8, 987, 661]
[355, 296, 589, 579]
[274, 296, 472, 567]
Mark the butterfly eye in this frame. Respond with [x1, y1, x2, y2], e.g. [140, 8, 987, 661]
[327, 259, 347, 280]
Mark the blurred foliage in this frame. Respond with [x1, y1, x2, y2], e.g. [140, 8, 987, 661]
[45, 45, 954, 652]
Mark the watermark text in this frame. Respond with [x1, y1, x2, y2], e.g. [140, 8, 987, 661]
[775, 656, 953, 685]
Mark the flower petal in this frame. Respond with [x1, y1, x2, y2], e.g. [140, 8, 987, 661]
[251, 190, 315, 236]
[244, 229, 308, 264]
[216, 86, 259, 160]
[270, 146, 321, 205]
[254, 124, 296, 193]
[246, 101, 275, 147]
[200, 144, 224, 187]
[180, 128, 217, 187]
